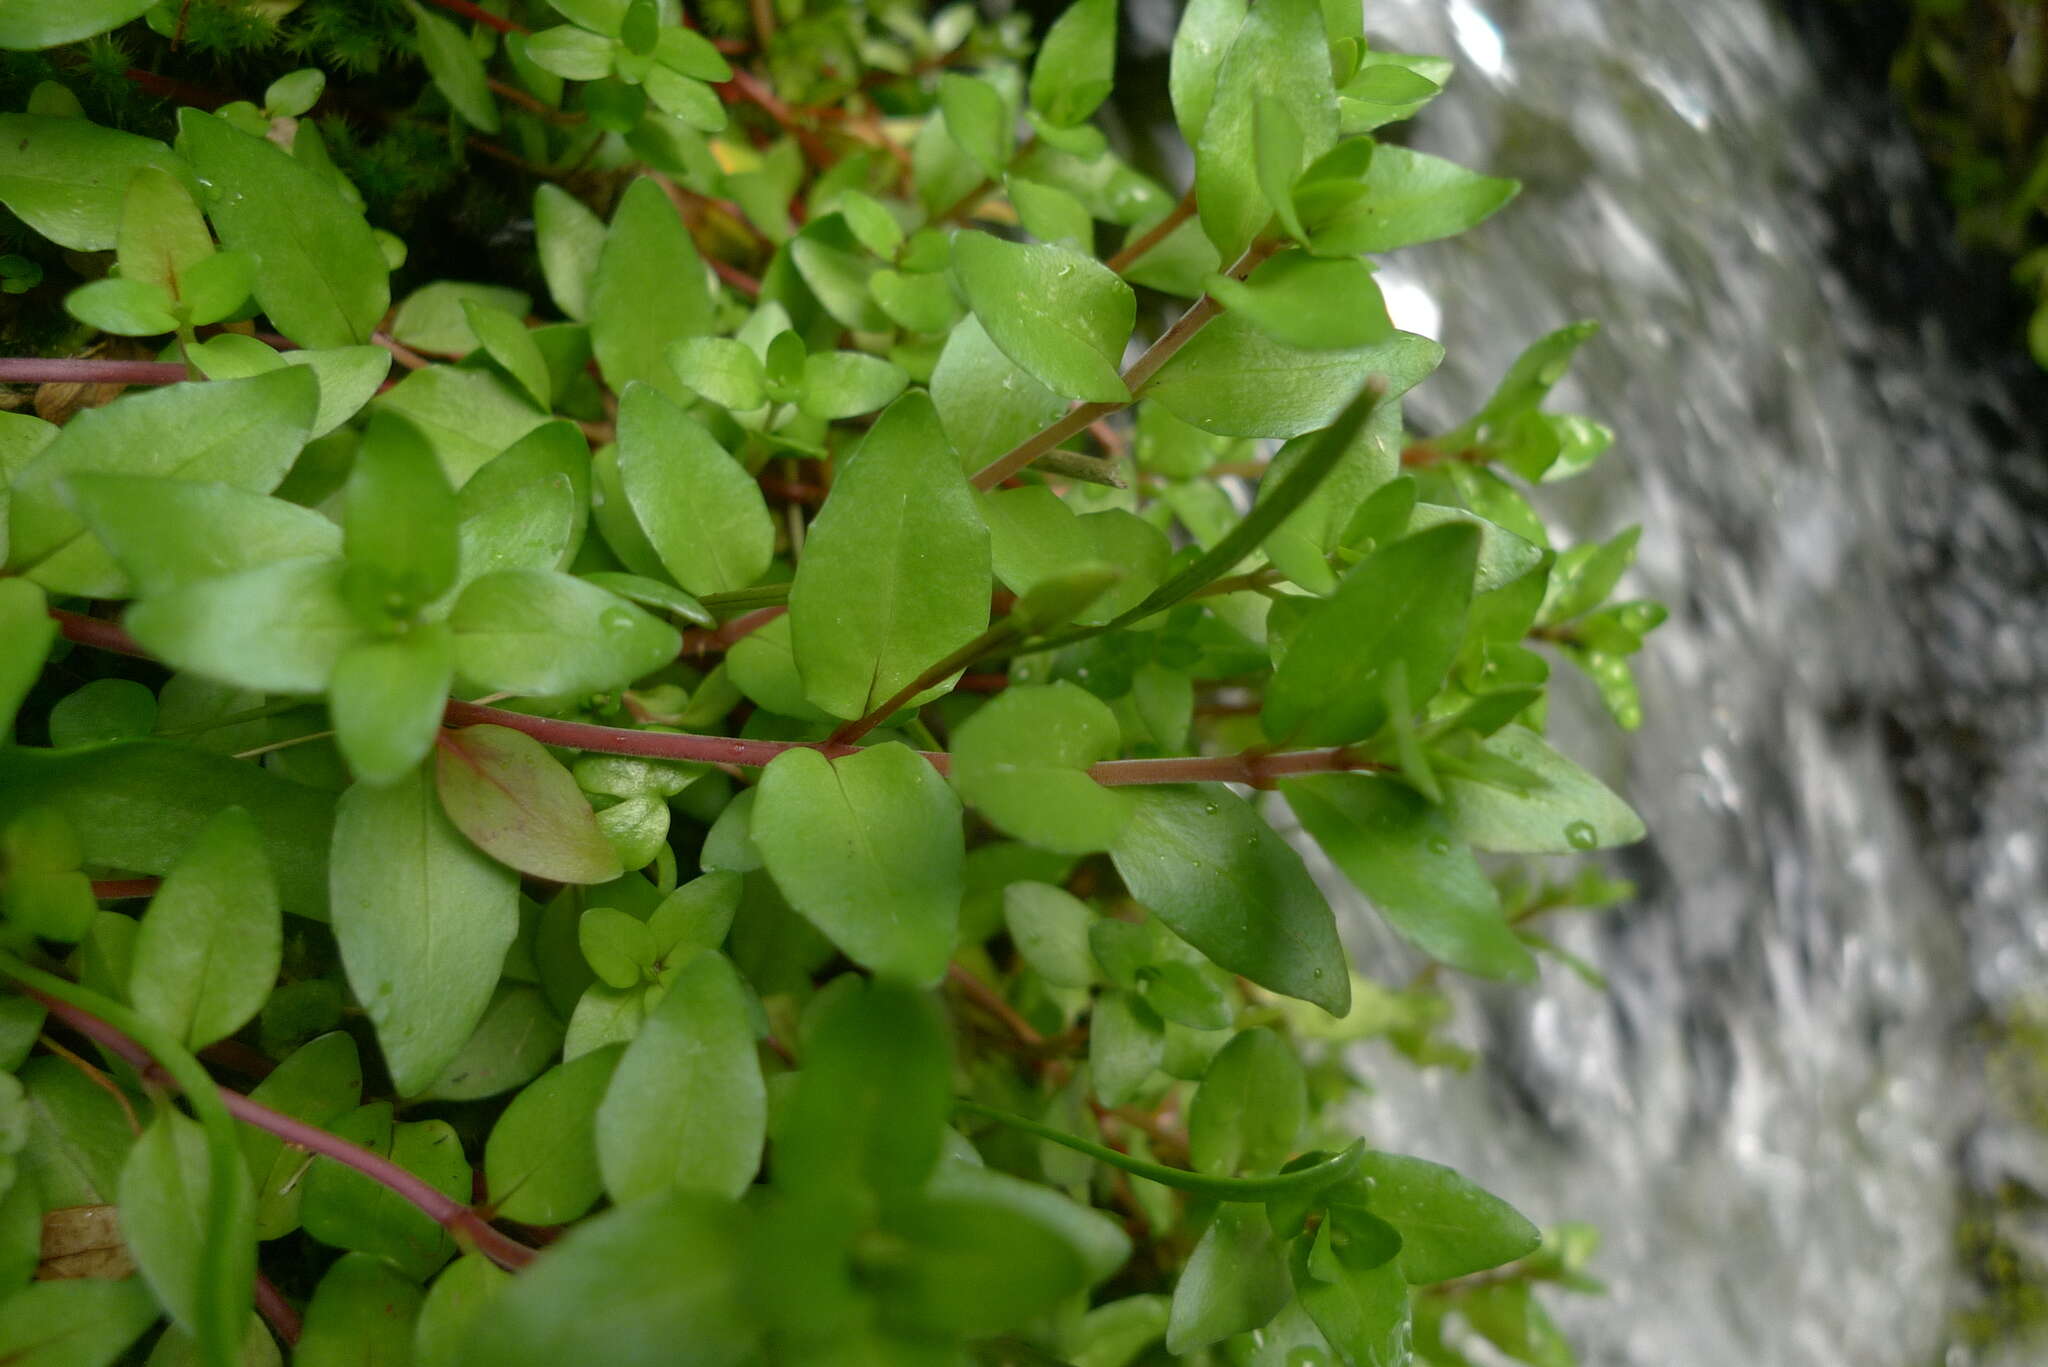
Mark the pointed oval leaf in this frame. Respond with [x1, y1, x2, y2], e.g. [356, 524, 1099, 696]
[1440, 725, 1646, 853]
[331, 766, 520, 1094]
[1186, 1028, 1306, 1174]
[950, 682, 1134, 854]
[616, 382, 775, 595]
[485, 1045, 622, 1225]
[435, 723, 622, 884]
[1139, 312, 1441, 438]
[0, 114, 187, 251]
[1108, 784, 1349, 1015]
[129, 806, 282, 1050]
[1356, 1150, 1541, 1283]
[124, 556, 365, 695]
[449, 569, 681, 696]
[952, 231, 1133, 402]
[591, 177, 713, 403]
[330, 625, 455, 786]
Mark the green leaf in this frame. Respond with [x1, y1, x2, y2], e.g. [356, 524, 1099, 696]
[125, 556, 367, 695]
[871, 267, 963, 334]
[1262, 523, 1478, 745]
[981, 487, 1171, 624]
[1441, 725, 1645, 853]
[787, 392, 990, 719]
[1285, 773, 1533, 981]
[1338, 51, 1449, 133]
[408, 0, 500, 131]
[128, 807, 280, 1050]
[1030, 0, 1117, 126]
[455, 421, 587, 586]
[1207, 250, 1392, 350]
[1307, 144, 1519, 255]
[1002, 881, 1098, 988]
[776, 975, 949, 1200]
[669, 336, 767, 410]
[421, 983, 565, 1101]
[752, 744, 962, 985]
[13, 1055, 134, 1207]
[525, 24, 614, 80]
[799, 351, 910, 420]
[789, 213, 890, 331]
[117, 1107, 255, 1337]
[1165, 1203, 1292, 1353]
[0, 1278, 158, 1367]
[1186, 1028, 1306, 1174]
[179, 109, 390, 348]
[63, 478, 335, 603]
[1252, 95, 1308, 242]
[597, 949, 764, 1201]
[391, 281, 531, 356]
[241, 1032, 362, 1240]
[330, 625, 455, 785]
[1294, 1212, 1411, 1366]
[485, 1045, 621, 1224]
[435, 723, 621, 883]
[534, 184, 606, 321]
[0, 0, 155, 48]
[1139, 312, 1440, 438]
[930, 315, 1069, 472]
[938, 75, 1013, 178]
[50, 680, 156, 751]
[415, 1257, 511, 1367]
[581, 906, 655, 988]
[183, 336, 389, 439]
[1355, 1150, 1541, 1283]
[453, 1193, 754, 1367]
[295, 1253, 426, 1367]
[1067, 1295, 1169, 1367]
[929, 1158, 1131, 1286]
[1008, 177, 1094, 247]
[952, 232, 1134, 402]
[591, 177, 713, 404]
[0, 580, 57, 739]
[1195, 0, 1335, 259]
[115, 166, 212, 298]
[10, 367, 319, 596]
[950, 682, 1134, 854]
[301, 1105, 467, 1278]
[264, 68, 326, 119]
[0, 742, 335, 919]
[141, 1315, 281, 1367]
[1168, 0, 1247, 147]
[450, 569, 681, 696]
[1090, 989, 1163, 1106]
[1258, 399, 1401, 593]
[64, 277, 177, 335]
[616, 383, 774, 595]
[176, 249, 258, 327]
[0, 114, 187, 251]
[872, 1189, 1094, 1338]
[343, 412, 460, 618]
[1108, 785, 1349, 1015]
[462, 300, 552, 409]
[376, 364, 551, 486]
[330, 765, 520, 1094]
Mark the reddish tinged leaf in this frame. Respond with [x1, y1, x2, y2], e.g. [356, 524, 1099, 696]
[435, 724, 623, 885]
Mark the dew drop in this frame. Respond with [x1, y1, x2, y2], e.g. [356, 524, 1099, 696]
[1202, 801, 1220, 815]
[1426, 835, 1451, 855]
[599, 607, 636, 634]
[1564, 820, 1598, 850]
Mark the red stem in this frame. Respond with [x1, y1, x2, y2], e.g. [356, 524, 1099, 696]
[90, 879, 162, 900]
[29, 990, 538, 1272]
[423, 0, 527, 33]
[0, 358, 188, 386]
[708, 256, 763, 299]
[254, 1273, 302, 1347]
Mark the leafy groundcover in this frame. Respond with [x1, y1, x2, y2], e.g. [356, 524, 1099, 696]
[0, 1, 1659, 1364]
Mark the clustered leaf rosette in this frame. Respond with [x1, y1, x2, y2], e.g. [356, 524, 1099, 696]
[0, 1, 1650, 1364]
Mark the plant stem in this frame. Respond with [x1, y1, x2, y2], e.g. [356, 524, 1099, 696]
[424, 0, 527, 34]
[254, 1274, 302, 1347]
[955, 1098, 1365, 1201]
[830, 617, 1022, 745]
[90, 878, 162, 900]
[0, 357, 188, 386]
[20, 980, 539, 1273]
[1104, 187, 1198, 275]
[946, 963, 1043, 1047]
[969, 238, 1281, 491]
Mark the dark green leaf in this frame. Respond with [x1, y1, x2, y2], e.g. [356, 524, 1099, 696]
[1089, 989, 1163, 1106]
[0, 1278, 158, 1367]
[981, 487, 1172, 625]
[534, 183, 606, 321]
[485, 1045, 621, 1225]
[408, 0, 501, 131]
[1285, 773, 1535, 981]
[1139, 312, 1440, 438]
[1307, 144, 1519, 255]
[420, 983, 565, 1101]
[938, 75, 1013, 178]
[1187, 1028, 1305, 1174]
[301, 1104, 467, 1279]
[47, 678, 155, 748]
[753, 744, 962, 985]
[1294, 1212, 1411, 1366]
[241, 1032, 362, 1240]
[415, 1256, 511, 1367]
[0, 1, 156, 49]
[117, 1108, 254, 1336]
[1002, 881, 1098, 988]
[1195, 0, 1335, 258]
[1356, 1150, 1541, 1283]
[1029, 0, 1118, 127]
[455, 421, 588, 586]
[1165, 1203, 1291, 1353]
[295, 1253, 425, 1367]
[1109, 785, 1349, 1014]
[1206, 250, 1392, 349]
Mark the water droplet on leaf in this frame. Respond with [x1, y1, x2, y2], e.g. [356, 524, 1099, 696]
[1426, 835, 1451, 855]
[1564, 820, 1598, 850]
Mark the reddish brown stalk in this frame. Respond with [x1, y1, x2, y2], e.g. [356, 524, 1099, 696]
[708, 256, 763, 298]
[371, 333, 432, 371]
[487, 79, 583, 124]
[48, 609, 149, 659]
[947, 963, 1043, 1047]
[0, 358, 187, 386]
[254, 1274, 302, 1347]
[720, 67, 833, 166]
[122, 68, 228, 109]
[90, 878, 162, 900]
[29, 990, 539, 1272]
[1104, 187, 1198, 275]
[679, 604, 784, 658]
[424, 0, 527, 34]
